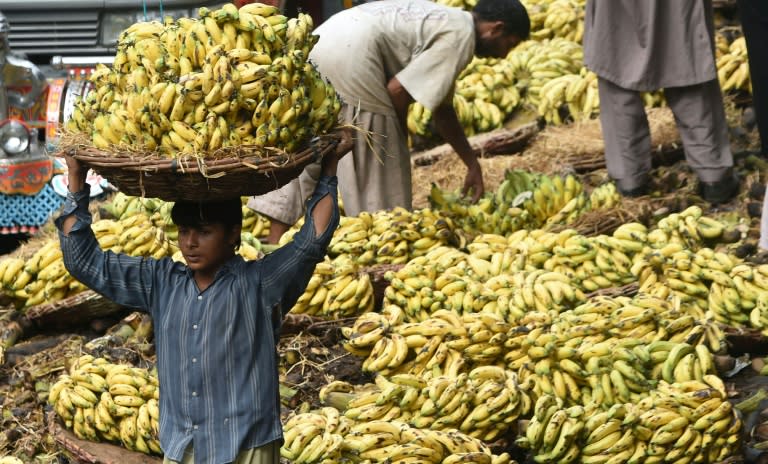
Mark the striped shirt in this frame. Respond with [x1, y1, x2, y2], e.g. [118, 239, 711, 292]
[56, 176, 339, 463]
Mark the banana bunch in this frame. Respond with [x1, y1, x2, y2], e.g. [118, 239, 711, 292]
[544, 225, 643, 291]
[588, 182, 622, 210]
[0, 256, 37, 302]
[522, 173, 589, 228]
[717, 36, 751, 94]
[328, 214, 374, 257]
[290, 259, 374, 318]
[522, 0, 586, 42]
[535, 68, 599, 123]
[48, 355, 161, 455]
[282, 207, 457, 265]
[429, 184, 531, 237]
[429, 170, 598, 236]
[101, 192, 164, 220]
[110, 214, 173, 259]
[505, 38, 583, 109]
[2, 240, 85, 308]
[362, 208, 457, 265]
[280, 407, 351, 463]
[645, 206, 728, 250]
[633, 246, 722, 320]
[516, 396, 585, 463]
[712, 262, 768, 329]
[0, 458, 23, 464]
[408, 57, 521, 137]
[342, 418, 514, 464]
[67, 3, 341, 154]
[106, 193, 272, 241]
[242, 202, 271, 238]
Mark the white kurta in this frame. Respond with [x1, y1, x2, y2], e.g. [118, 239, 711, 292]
[249, 0, 476, 223]
[583, 0, 717, 91]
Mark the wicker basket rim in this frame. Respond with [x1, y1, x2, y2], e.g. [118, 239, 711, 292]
[58, 135, 337, 176]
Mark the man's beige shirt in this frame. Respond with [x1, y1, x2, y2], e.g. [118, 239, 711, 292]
[309, 0, 476, 116]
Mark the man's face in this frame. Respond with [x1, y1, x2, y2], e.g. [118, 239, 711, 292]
[178, 223, 239, 275]
[475, 20, 521, 59]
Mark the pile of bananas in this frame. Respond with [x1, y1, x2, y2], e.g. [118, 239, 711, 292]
[429, 170, 622, 237]
[0, 241, 79, 308]
[516, 320, 720, 408]
[66, 3, 341, 154]
[317, 366, 531, 443]
[343, 306, 513, 375]
[408, 57, 521, 138]
[282, 409, 514, 464]
[535, 68, 598, 124]
[717, 36, 751, 94]
[506, 38, 583, 109]
[284, 207, 458, 266]
[522, 0, 586, 42]
[290, 259, 374, 318]
[519, 381, 740, 464]
[49, 355, 161, 455]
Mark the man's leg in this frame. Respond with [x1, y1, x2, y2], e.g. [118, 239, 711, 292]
[596, 77, 652, 195]
[664, 80, 737, 203]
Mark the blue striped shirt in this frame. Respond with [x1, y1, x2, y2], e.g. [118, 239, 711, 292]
[56, 176, 339, 464]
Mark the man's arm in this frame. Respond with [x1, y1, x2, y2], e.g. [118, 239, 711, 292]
[57, 157, 157, 310]
[61, 156, 88, 235]
[311, 129, 352, 237]
[257, 133, 349, 315]
[387, 77, 484, 202]
[387, 76, 413, 135]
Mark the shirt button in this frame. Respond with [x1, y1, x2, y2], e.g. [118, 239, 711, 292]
[193, 425, 199, 430]
[197, 295, 202, 300]
[192, 358, 197, 363]
[192, 391, 198, 397]
[192, 324, 198, 330]
[224, 418, 229, 424]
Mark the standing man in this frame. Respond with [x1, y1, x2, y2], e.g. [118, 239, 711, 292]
[583, 0, 739, 204]
[249, 0, 530, 243]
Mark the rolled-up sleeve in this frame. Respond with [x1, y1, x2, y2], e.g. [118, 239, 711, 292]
[258, 174, 340, 316]
[56, 186, 156, 310]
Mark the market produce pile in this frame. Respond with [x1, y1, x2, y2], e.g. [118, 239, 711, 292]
[65, 3, 341, 155]
[0, 1, 766, 463]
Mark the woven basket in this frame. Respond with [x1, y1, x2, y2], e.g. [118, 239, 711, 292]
[58, 134, 341, 202]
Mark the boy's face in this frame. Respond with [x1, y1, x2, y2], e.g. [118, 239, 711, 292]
[178, 223, 240, 275]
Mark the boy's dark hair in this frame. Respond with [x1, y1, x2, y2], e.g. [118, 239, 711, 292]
[474, 0, 531, 39]
[171, 198, 243, 229]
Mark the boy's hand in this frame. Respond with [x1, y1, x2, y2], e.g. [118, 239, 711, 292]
[64, 155, 88, 193]
[321, 128, 353, 177]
